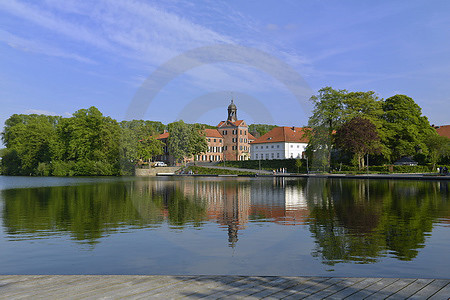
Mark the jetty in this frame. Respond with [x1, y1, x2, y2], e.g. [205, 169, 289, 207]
[0, 275, 449, 299]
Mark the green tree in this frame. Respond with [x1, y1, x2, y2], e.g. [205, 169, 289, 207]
[167, 121, 208, 164]
[381, 95, 434, 162]
[137, 136, 164, 163]
[189, 124, 208, 162]
[307, 87, 346, 171]
[1, 114, 59, 175]
[335, 117, 381, 170]
[424, 133, 450, 171]
[249, 124, 278, 138]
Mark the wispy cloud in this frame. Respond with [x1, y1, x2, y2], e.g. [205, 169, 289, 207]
[0, 29, 95, 64]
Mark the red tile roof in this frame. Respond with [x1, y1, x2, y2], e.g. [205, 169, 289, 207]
[217, 120, 246, 127]
[156, 129, 223, 139]
[156, 132, 169, 139]
[250, 127, 310, 144]
[248, 133, 256, 140]
[204, 128, 223, 138]
[435, 125, 450, 139]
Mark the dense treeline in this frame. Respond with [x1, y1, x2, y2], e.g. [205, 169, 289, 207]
[0, 106, 166, 176]
[307, 87, 450, 170]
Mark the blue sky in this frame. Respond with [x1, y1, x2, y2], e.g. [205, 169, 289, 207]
[1, 0, 449, 136]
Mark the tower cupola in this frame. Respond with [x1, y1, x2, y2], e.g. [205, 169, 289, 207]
[227, 99, 237, 122]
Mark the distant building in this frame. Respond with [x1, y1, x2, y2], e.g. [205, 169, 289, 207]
[217, 100, 255, 161]
[156, 99, 255, 164]
[433, 125, 450, 139]
[250, 126, 309, 160]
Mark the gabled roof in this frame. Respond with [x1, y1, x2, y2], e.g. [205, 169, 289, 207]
[156, 129, 223, 140]
[217, 120, 246, 128]
[156, 132, 169, 139]
[248, 133, 256, 140]
[434, 125, 450, 139]
[204, 128, 223, 138]
[250, 127, 310, 144]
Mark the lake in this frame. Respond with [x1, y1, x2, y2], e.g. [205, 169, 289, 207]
[0, 176, 449, 278]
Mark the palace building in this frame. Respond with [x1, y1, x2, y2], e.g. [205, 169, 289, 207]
[156, 100, 255, 164]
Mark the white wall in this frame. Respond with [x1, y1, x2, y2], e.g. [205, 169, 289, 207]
[250, 142, 307, 160]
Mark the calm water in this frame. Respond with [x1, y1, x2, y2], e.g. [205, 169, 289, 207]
[0, 176, 449, 277]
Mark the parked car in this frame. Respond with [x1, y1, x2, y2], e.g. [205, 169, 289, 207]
[153, 161, 167, 167]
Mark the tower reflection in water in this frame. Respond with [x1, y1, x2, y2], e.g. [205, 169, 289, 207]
[144, 177, 309, 248]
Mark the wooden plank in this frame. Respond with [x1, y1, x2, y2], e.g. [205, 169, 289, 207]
[386, 278, 433, 300]
[302, 277, 365, 299]
[429, 281, 450, 300]
[266, 277, 330, 299]
[230, 277, 293, 299]
[283, 277, 347, 300]
[325, 277, 383, 299]
[365, 278, 416, 299]
[180, 276, 246, 299]
[408, 279, 450, 299]
[345, 277, 399, 299]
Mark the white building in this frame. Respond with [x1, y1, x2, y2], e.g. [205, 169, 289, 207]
[250, 127, 309, 160]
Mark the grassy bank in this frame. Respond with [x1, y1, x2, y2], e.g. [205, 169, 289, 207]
[185, 166, 255, 175]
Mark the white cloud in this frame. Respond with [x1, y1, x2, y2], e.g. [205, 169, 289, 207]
[24, 109, 57, 115]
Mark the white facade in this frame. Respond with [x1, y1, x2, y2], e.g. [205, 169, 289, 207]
[250, 142, 307, 160]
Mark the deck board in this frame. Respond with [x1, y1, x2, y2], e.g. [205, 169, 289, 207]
[0, 275, 448, 299]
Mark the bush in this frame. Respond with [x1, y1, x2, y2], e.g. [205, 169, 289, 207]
[36, 162, 51, 176]
[51, 161, 75, 176]
[224, 159, 307, 173]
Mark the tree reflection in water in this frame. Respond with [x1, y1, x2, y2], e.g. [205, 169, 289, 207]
[1, 177, 449, 264]
[305, 179, 450, 264]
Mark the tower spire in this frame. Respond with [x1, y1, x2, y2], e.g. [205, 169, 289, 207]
[227, 99, 237, 122]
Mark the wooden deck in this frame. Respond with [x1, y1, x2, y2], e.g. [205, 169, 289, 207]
[0, 275, 449, 299]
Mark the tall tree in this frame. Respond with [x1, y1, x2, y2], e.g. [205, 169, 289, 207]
[335, 117, 381, 170]
[381, 95, 435, 161]
[424, 133, 450, 171]
[167, 120, 192, 163]
[307, 87, 346, 170]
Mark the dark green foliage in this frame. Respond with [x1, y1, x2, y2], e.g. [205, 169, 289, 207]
[224, 158, 307, 173]
[1, 107, 166, 176]
[248, 124, 278, 138]
[186, 166, 254, 175]
[335, 117, 381, 170]
[381, 95, 435, 161]
[167, 120, 208, 163]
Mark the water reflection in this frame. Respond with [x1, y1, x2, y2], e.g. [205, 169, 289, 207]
[1, 177, 449, 265]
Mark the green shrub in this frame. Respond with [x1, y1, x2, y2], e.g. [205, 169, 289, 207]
[36, 162, 51, 176]
[51, 161, 75, 176]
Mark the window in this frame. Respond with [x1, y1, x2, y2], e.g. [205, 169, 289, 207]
[240, 138, 243, 143]
[277, 145, 279, 148]
[208, 138, 211, 142]
[255, 154, 258, 159]
[240, 130, 242, 135]
[266, 146, 268, 149]
[297, 145, 299, 148]
[245, 131, 247, 135]
[271, 145, 274, 148]
[240, 146, 242, 150]
[220, 139, 222, 143]
[277, 153, 280, 158]
[290, 154, 293, 158]
[244, 139, 247, 143]
[265, 153, 269, 159]
[290, 145, 293, 148]
[223, 131, 227, 135]
[214, 139, 216, 142]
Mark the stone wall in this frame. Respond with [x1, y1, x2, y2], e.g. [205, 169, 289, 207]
[135, 166, 181, 176]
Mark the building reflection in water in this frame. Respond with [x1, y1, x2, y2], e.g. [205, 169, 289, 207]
[140, 178, 310, 248]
